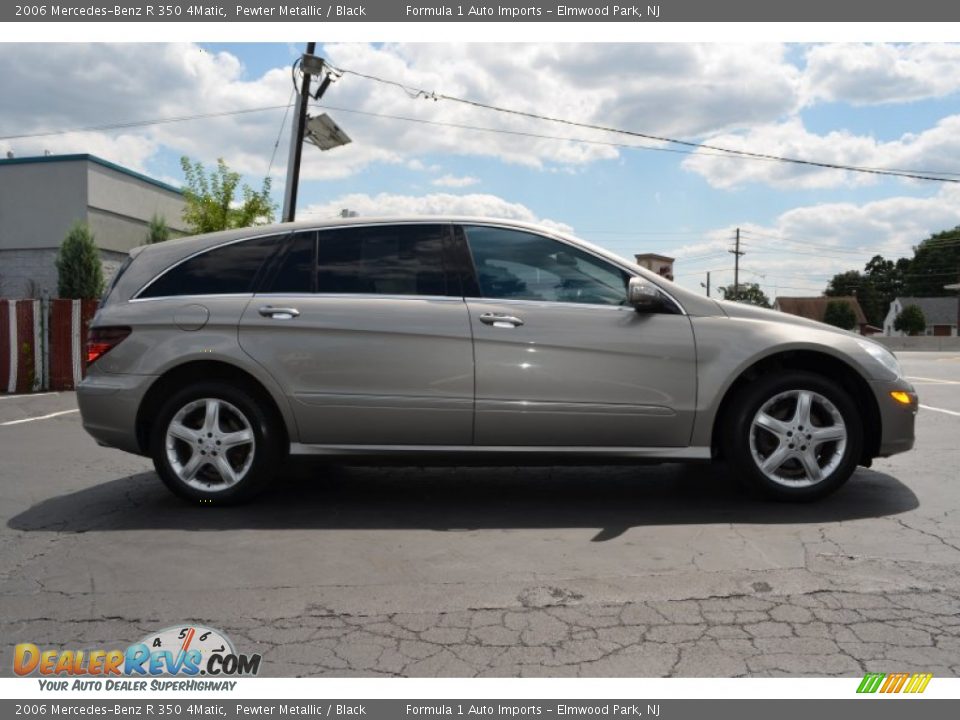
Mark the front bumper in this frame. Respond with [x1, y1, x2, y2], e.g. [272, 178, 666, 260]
[76, 370, 157, 456]
[872, 378, 917, 457]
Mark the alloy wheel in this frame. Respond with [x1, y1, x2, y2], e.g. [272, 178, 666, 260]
[748, 389, 847, 488]
[164, 398, 256, 492]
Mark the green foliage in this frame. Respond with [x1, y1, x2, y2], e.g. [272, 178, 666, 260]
[824, 227, 960, 324]
[56, 222, 104, 299]
[718, 282, 771, 308]
[894, 304, 926, 335]
[146, 213, 171, 244]
[824, 254, 907, 327]
[179, 157, 275, 234]
[823, 300, 858, 330]
[904, 227, 960, 296]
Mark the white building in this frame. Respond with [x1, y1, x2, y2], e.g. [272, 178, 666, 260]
[884, 297, 958, 337]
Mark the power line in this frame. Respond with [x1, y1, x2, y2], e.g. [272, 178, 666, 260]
[265, 89, 296, 180]
[738, 230, 881, 255]
[672, 252, 731, 263]
[312, 102, 732, 160]
[330, 64, 960, 184]
[740, 228, 960, 254]
[0, 104, 294, 141]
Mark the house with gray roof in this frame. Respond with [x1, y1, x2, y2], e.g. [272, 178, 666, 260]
[884, 296, 958, 337]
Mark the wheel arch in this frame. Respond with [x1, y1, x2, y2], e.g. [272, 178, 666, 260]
[710, 349, 881, 464]
[135, 360, 291, 456]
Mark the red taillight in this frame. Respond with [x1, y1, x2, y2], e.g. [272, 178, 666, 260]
[86, 326, 131, 366]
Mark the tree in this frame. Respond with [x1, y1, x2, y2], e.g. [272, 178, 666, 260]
[894, 304, 926, 336]
[179, 156, 275, 234]
[146, 213, 170, 244]
[903, 226, 960, 296]
[824, 255, 911, 327]
[56, 222, 104, 299]
[718, 282, 771, 307]
[823, 300, 858, 330]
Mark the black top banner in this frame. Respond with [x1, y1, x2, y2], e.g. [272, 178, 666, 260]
[6, 0, 960, 22]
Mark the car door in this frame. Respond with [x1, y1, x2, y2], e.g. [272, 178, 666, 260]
[460, 224, 697, 448]
[238, 224, 474, 446]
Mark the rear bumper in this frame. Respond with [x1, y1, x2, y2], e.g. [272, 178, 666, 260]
[76, 370, 156, 456]
[872, 378, 917, 457]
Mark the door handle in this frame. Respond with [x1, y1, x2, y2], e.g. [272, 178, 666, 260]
[258, 305, 300, 319]
[479, 312, 524, 328]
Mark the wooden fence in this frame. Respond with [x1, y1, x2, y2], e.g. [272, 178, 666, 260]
[0, 298, 98, 393]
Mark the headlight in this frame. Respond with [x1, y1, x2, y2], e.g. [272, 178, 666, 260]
[857, 340, 902, 379]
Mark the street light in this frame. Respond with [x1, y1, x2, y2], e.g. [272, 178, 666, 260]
[282, 45, 352, 223]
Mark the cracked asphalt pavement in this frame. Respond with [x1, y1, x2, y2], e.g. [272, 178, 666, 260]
[2, 352, 959, 677]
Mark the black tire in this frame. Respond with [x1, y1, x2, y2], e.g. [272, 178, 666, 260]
[149, 380, 282, 505]
[723, 370, 863, 501]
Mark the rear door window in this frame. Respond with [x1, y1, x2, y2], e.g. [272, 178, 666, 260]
[139, 235, 283, 298]
[316, 224, 457, 297]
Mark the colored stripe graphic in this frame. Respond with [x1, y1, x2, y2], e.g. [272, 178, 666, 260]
[857, 673, 885, 693]
[857, 672, 932, 694]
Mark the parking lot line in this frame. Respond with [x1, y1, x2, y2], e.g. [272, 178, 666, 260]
[0, 392, 60, 400]
[919, 404, 960, 417]
[0, 409, 79, 426]
[907, 376, 960, 385]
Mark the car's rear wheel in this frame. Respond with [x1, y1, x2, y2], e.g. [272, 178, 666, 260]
[149, 381, 281, 504]
[724, 370, 863, 501]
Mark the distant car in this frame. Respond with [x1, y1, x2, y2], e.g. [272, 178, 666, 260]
[77, 218, 916, 504]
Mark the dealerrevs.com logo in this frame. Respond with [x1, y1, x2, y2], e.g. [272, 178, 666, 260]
[857, 672, 933, 694]
[14, 625, 261, 682]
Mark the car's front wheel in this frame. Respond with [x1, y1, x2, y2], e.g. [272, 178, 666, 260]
[724, 371, 864, 501]
[149, 381, 281, 504]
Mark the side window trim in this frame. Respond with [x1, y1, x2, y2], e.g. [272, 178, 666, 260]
[255, 230, 316, 294]
[449, 225, 482, 298]
[132, 231, 291, 300]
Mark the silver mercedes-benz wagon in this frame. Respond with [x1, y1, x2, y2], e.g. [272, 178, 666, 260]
[77, 217, 917, 504]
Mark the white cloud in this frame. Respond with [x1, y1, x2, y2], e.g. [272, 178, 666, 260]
[671, 184, 960, 297]
[298, 191, 573, 233]
[802, 43, 960, 106]
[681, 116, 960, 189]
[773, 185, 960, 254]
[0, 43, 804, 184]
[4, 42, 958, 198]
[431, 174, 479, 188]
[0, 43, 292, 178]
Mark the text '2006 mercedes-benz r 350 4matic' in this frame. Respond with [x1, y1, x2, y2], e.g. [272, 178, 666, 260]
[77, 217, 917, 504]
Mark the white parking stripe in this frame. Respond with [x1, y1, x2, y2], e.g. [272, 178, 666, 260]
[0, 409, 78, 426]
[919, 404, 960, 417]
[0, 392, 60, 401]
[907, 376, 960, 385]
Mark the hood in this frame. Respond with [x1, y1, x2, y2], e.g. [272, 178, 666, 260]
[715, 299, 860, 337]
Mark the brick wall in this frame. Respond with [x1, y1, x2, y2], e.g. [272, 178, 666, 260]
[0, 248, 126, 299]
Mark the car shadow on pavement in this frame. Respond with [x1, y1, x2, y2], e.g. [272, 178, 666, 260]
[8, 462, 919, 541]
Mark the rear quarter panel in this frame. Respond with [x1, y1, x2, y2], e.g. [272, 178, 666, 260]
[91, 296, 302, 442]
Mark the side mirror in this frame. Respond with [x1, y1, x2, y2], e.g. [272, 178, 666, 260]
[627, 277, 662, 312]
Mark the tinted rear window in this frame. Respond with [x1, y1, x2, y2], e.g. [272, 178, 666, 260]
[140, 236, 281, 298]
[316, 225, 452, 296]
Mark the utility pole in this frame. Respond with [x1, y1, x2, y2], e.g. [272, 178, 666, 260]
[729, 227, 745, 297]
[704, 271, 711, 297]
[282, 41, 317, 223]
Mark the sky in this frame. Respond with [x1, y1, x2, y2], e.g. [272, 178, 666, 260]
[3, 41, 960, 300]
